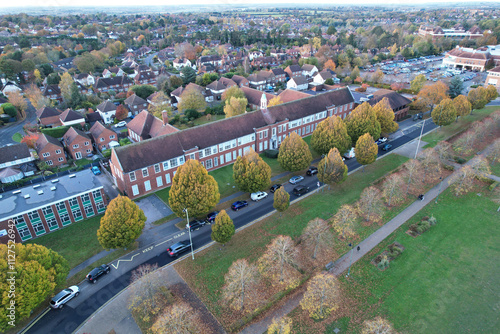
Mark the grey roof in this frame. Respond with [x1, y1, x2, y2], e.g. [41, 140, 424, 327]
[290, 76, 308, 85]
[97, 100, 117, 113]
[124, 94, 147, 106]
[0, 143, 31, 165]
[0, 169, 103, 221]
[368, 89, 412, 110]
[59, 109, 84, 122]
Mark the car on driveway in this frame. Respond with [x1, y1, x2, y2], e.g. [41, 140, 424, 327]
[231, 200, 248, 211]
[251, 191, 268, 201]
[289, 175, 304, 184]
[115, 121, 127, 127]
[50, 286, 80, 309]
[166, 240, 191, 257]
[205, 211, 219, 224]
[186, 219, 206, 231]
[292, 185, 310, 196]
[306, 167, 318, 176]
[91, 166, 101, 175]
[86, 264, 110, 284]
[382, 144, 393, 151]
[270, 184, 282, 193]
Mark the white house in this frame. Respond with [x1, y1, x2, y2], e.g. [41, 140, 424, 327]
[96, 100, 117, 124]
[302, 64, 319, 78]
[286, 76, 309, 91]
[172, 58, 192, 70]
[313, 71, 333, 85]
[75, 73, 95, 86]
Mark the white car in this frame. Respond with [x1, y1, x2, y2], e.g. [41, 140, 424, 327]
[251, 191, 268, 201]
[50, 286, 80, 309]
[115, 121, 127, 127]
[378, 137, 388, 143]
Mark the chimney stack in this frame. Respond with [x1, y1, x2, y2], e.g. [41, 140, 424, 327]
[162, 110, 169, 125]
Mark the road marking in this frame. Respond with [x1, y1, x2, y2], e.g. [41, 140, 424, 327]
[111, 252, 140, 269]
[19, 308, 50, 334]
[156, 238, 171, 247]
[142, 246, 154, 253]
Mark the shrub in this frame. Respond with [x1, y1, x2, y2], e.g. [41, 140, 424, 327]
[443, 164, 455, 171]
[264, 149, 279, 158]
[377, 256, 389, 270]
[1, 103, 18, 118]
[454, 156, 466, 164]
[102, 150, 112, 158]
[184, 108, 201, 120]
[428, 215, 437, 226]
[416, 220, 431, 233]
[422, 216, 429, 221]
[489, 182, 499, 191]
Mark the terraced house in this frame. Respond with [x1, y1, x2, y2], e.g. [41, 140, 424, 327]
[110, 88, 355, 199]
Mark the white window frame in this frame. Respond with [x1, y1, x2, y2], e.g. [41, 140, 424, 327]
[154, 164, 161, 173]
[129, 172, 136, 182]
[142, 168, 148, 177]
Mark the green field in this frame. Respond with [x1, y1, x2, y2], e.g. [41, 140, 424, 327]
[337, 185, 500, 333]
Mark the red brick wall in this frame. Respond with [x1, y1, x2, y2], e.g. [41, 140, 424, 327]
[66, 136, 93, 160]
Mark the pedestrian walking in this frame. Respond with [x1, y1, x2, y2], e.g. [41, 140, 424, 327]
[357, 246, 360, 252]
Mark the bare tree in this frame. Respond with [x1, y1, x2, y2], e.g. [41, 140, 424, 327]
[435, 141, 453, 164]
[300, 273, 340, 320]
[453, 129, 477, 156]
[418, 148, 441, 184]
[402, 159, 424, 196]
[486, 138, 500, 165]
[301, 218, 334, 259]
[257, 235, 300, 288]
[362, 317, 396, 334]
[357, 186, 385, 223]
[222, 259, 260, 311]
[331, 204, 357, 239]
[382, 173, 406, 207]
[151, 302, 201, 334]
[449, 156, 491, 196]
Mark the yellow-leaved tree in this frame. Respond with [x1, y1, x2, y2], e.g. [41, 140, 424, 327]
[300, 272, 340, 320]
[222, 259, 260, 311]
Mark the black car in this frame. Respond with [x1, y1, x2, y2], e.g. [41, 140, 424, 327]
[292, 185, 310, 196]
[270, 184, 282, 193]
[306, 167, 318, 176]
[167, 240, 192, 257]
[231, 200, 248, 211]
[86, 264, 110, 284]
[205, 211, 219, 224]
[186, 219, 206, 232]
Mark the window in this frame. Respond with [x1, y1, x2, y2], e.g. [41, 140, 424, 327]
[84, 141, 90, 146]
[28, 210, 40, 222]
[162, 161, 169, 170]
[206, 159, 213, 169]
[165, 173, 171, 184]
[156, 176, 163, 187]
[259, 142, 263, 151]
[179, 157, 185, 164]
[306, 125, 310, 134]
[132, 185, 139, 196]
[75, 152, 82, 159]
[225, 152, 231, 162]
[264, 130, 268, 138]
[142, 168, 148, 178]
[55, 150, 61, 154]
[73, 144, 79, 149]
[220, 155, 224, 164]
[129, 172, 136, 182]
[95, 201, 106, 213]
[144, 181, 151, 191]
[46, 217, 59, 231]
[110, 135, 115, 139]
[42, 206, 54, 217]
[69, 197, 79, 208]
[16, 223, 32, 241]
[84, 204, 94, 217]
[170, 158, 178, 168]
[272, 128, 276, 136]
[259, 132, 263, 140]
[100, 138, 105, 142]
[58, 157, 64, 162]
[86, 149, 91, 153]
[46, 160, 53, 165]
[154, 164, 160, 173]
[204, 148, 211, 156]
[72, 208, 83, 221]
[42, 152, 50, 157]
[81, 193, 90, 204]
[214, 157, 218, 167]
[278, 125, 282, 133]
[189, 153, 195, 160]
[93, 189, 102, 200]
[32, 221, 46, 236]
[56, 202, 67, 212]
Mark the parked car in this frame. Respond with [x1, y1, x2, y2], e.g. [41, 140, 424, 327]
[91, 166, 101, 175]
[270, 184, 282, 193]
[378, 137, 388, 143]
[382, 144, 393, 151]
[115, 121, 127, 127]
[186, 219, 206, 231]
[292, 185, 310, 196]
[306, 167, 318, 176]
[251, 191, 268, 201]
[344, 147, 355, 159]
[231, 200, 248, 211]
[166, 240, 191, 257]
[50, 286, 80, 309]
[205, 211, 219, 224]
[289, 175, 304, 184]
[86, 264, 110, 284]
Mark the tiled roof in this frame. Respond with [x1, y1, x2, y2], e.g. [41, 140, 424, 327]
[36, 106, 60, 119]
[124, 94, 147, 106]
[89, 121, 109, 138]
[97, 100, 117, 113]
[63, 127, 90, 145]
[35, 133, 63, 152]
[278, 89, 310, 103]
[0, 143, 31, 164]
[59, 108, 84, 122]
[290, 76, 308, 85]
[241, 87, 275, 106]
[231, 75, 249, 87]
[368, 89, 412, 110]
[126, 110, 178, 139]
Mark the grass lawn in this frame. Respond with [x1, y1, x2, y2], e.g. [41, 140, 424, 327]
[335, 185, 500, 334]
[27, 214, 105, 269]
[423, 106, 499, 148]
[74, 158, 93, 167]
[490, 162, 500, 177]
[12, 132, 23, 142]
[174, 154, 409, 330]
[194, 114, 225, 126]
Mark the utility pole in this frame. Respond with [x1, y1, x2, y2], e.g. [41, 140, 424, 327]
[183, 208, 195, 260]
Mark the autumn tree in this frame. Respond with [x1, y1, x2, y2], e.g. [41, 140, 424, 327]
[169, 159, 220, 218]
[345, 102, 381, 144]
[273, 186, 290, 216]
[21, 134, 39, 149]
[355, 133, 379, 171]
[414, 81, 448, 112]
[382, 173, 406, 206]
[317, 147, 348, 188]
[487, 138, 500, 165]
[331, 204, 357, 239]
[468, 87, 488, 111]
[224, 96, 248, 118]
[258, 235, 300, 288]
[449, 156, 490, 196]
[277, 132, 313, 172]
[485, 84, 498, 101]
[222, 259, 260, 311]
[115, 104, 128, 120]
[177, 85, 207, 113]
[25, 84, 51, 110]
[222, 85, 245, 102]
[410, 74, 426, 93]
[453, 95, 471, 119]
[301, 218, 334, 259]
[147, 91, 171, 118]
[357, 186, 385, 223]
[431, 98, 457, 127]
[362, 317, 396, 334]
[0, 244, 69, 330]
[97, 195, 146, 250]
[453, 129, 477, 156]
[59, 72, 73, 105]
[268, 96, 283, 107]
[323, 59, 336, 71]
[435, 141, 453, 164]
[211, 210, 235, 246]
[310, 115, 351, 156]
[7, 90, 27, 118]
[300, 273, 340, 320]
[402, 159, 424, 195]
[373, 97, 398, 134]
[417, 148, 441, 183]
[267, 316, 292, 334]
[233, 148, 271, 193]
[151, 303, 201, 334]
[371, 69, 384, 84]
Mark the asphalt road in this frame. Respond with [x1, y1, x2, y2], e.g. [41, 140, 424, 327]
[0, 99, 37, 146]
[24, 118, 439, 334]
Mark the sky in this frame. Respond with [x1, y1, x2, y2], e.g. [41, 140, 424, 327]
[0, 0, 495, 9]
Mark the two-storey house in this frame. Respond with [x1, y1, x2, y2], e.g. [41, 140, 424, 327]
[62, 127, 92, 160]
[35, 134, 66, 167]
[96, 100, 117, 124]
[126, 110, 179, 142]
[36, 106, 62, 127]
[59, 109, 85, 127]
[89, 121, 118, 151]
[124, 94, 148, 117]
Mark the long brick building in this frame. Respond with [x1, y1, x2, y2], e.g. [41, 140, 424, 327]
[110, 88, 355, 199]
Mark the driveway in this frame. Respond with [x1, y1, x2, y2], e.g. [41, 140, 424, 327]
[135, 195, 179, 247]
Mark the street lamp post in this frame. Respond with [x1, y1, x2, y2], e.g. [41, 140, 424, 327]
[407, 118, 427, 194]
[435, 177, 443, 204]
[346, 243, 354, 278]
[183, 208, 195, 260]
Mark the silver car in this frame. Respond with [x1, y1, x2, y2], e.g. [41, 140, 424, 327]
[289, 176, 304, 185]
[50, 286, 80, 309]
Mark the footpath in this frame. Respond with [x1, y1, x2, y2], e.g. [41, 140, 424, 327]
[240, 144, 498, 334]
